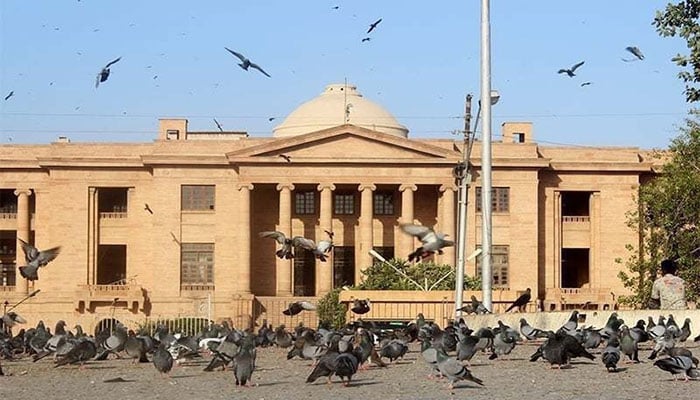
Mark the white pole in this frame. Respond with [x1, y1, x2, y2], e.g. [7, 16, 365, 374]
[480, 0, 493, 311]
[454, 95, 473, 320]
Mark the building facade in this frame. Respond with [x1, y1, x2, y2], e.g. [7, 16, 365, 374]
[0, 83, 658, 330]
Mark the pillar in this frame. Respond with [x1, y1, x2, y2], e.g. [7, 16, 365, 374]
[236, 183, 254, 294]
[357, 184, 375, 284]
[398, 184, 417, 262]
[276, 183, 294, 296]
[439, 184, 457, 266]
[316, 183, 335, 295]
[87, 187, 98, 285]
[14, 188, 31, 293]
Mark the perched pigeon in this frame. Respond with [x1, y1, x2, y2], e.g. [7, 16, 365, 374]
[54, 338, 96, 369]
[400, 223, 454, 262]
[601, 335, 621, 372]
[379, 339, 408, 362]
[282, 301, 316, 316]
[153, 343, 174, 376]
[557, 310, 579, 336]
[351, 299, 370, 315]
[224, 47, 271, 77]
[505, 288, 531, 313]
[233, 335, 256, 386]
[653, 356, 699, 381]
[96, 57, 121, 88]
[620, 326, 640, 363]
[334, 346, 362, 386]
[435, 349, 484, 389]
[678, 318, 692, 342]
[520, 318, 547, 341]
[18, 238, 61, 281]
[557, 61, 585, 77]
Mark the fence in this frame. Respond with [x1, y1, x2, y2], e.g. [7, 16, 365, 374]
[92, 316, 214, 337]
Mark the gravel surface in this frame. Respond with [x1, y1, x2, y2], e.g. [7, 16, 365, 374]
[1, 340, 699, 400]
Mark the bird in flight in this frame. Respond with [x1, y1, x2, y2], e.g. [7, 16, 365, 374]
[361, 37, 371, 43]
[213, 118, 224, 132]
[557, 61, 584, 77]
[367, 18, 382, 34]
[96, 57, 122, 88]
[623, 46, 644, 62]
[144, 203, 154, 214]
[224, 47, 271, 78]
[278, 154, 291, 163]
[332, 5, 339, 9]
[580, 81, 592, 87]
[268, 117, 276, 122]
[4, 91, 14, 101]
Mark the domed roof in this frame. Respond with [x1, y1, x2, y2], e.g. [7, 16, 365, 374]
[273, 83, 408, 138]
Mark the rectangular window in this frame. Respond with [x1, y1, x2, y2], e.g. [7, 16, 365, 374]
[294, 191, 316, 215]
[475, 245, 509, 289]
[372, 246, 395, 262]
[181, 185, 215, 211]
[475, 187, 509, 213]
[373, 191, 395, 215]
[333, 246, 355, 288]
[333, 193, 355, 215]
[181, 243, 214, 288]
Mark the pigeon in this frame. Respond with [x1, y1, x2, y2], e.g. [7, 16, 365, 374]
[18, 239, 61, 281]
[273, 325, 293, 348]
[233, 335, 256, 386]
[94, 323, 128, 360]
[294, 231, 334, 261]
[282, 301, 316, 316]
[144, 203, 154, 214]
[435, 349, 484, 389]
[400, 223, 454, 262]
[153, 343, 174, 376]
[54, 338, 96, 369]
[124, 331, 149, 363]
[678, 318, 692, 342]
[278, 154, 292, 162]
[505, 288, 531, 313]
[624, 46, 644, 61]
[306, 337, 341, 384]
[224, 47, 271, 77]
[4, 91, 13, 101]
[33, 320, 68, 362]
[1, 312, 27, 330]
[620, 326, 640, 363]
[367, 18, 382, 34]
[351, 298, 370, 315]
[259, 231, 298, 259]
[653, 356, 699, 381]
[602, 335, 621, 372]
[379, 339, 408, 362]
[557, 310, 579, 336]
[213, 118, 224, 132]
[334, 345, 362, 386]
[420, 339, 441, 378]
[520, 318, 548, 341]
[96, 57, 122, 88]
[557, 61, 585, 77]
[361, 37, 371, 43]
[580, 81, 592, 87]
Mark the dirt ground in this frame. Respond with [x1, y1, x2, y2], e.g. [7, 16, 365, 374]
[1, 340, 698, 400]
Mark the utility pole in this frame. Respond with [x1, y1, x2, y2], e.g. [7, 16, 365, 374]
[454, 94, 473, 319]
[480, 0, 494, 311]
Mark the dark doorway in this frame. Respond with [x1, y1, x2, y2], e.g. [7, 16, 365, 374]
[97, 244, 127, 284]
[98, 188, 128, 213]
[333, 246, 356, 288]
[293, 251, 316, 296]
[561, 191, 591, 216]
[561, 248, 589, 288]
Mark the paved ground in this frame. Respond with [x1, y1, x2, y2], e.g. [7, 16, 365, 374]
[1, 340, 698, 400]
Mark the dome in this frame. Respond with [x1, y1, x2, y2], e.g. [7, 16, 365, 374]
[273, 83, 408, 138]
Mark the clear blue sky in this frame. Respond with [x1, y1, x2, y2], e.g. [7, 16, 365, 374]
[0, 1, 692, 148]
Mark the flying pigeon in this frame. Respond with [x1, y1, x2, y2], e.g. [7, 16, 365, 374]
[351, 298, 371, 315]
[259, 231, 304, 259]
[624, 46, 644, 61]
[580, 81, 592, 87]
[18, 238, 61, 281]
[213, 118, 223, 132]
[361, 37, 371, 42]
[224, 47, 271, 77]
[505, 288, 531, 313]
[278, 154, 291, 162]
[294, 231, 334, 261]
[367, 18, 382, 34]
[95, 57, 122, 88]
[400, 223, 454, 262]
[282, 301, 316, 316]
[144, 203, 153, 214]
[4, 91, 13, 101]
[557, 61, 585, 77]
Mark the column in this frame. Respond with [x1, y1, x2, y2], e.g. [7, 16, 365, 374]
[590, 192, 601, 289]
[87, 187, 98, 285]
[14, 189, 31, 293]
[398, 184, 417, 262]
[235, 183, 254, 294]
[439, 184, 457, 267]
[316, 183, 335, 296]
[276, 183, 294, 296]
[357, 184, 375, 284]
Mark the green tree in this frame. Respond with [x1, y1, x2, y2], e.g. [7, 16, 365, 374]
[618, 115, 700, 306]
[316, 288, 346, 330]
[654, 0, 700, 102]
[355, 258, 481, 291]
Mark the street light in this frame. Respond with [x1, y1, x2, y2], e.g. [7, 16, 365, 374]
[454, 90, 500, 319]
[4, 288, 40, 314]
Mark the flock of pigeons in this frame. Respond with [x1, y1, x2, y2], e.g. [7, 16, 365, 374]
[558, 46, 645, 87]
[2, 309, 699, 389]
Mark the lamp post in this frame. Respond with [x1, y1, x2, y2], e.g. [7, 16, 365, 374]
[454, 91, 499, 319]
[4, 288, 40, 314]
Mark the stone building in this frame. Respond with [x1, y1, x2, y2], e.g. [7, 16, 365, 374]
[0, 83, 658, 330]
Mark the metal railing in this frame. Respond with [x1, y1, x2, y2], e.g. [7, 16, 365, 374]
[562, 215, 590, 223]
[99, 212, 128, 219]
